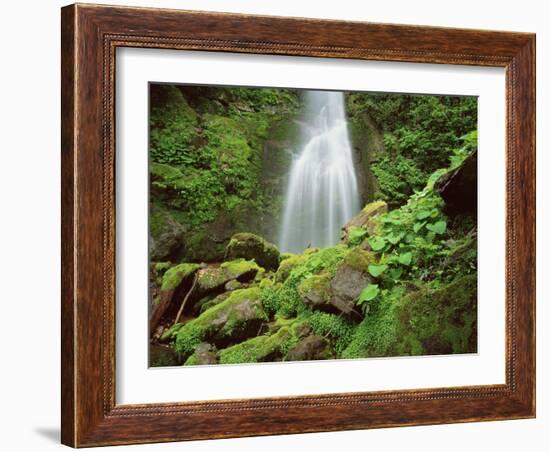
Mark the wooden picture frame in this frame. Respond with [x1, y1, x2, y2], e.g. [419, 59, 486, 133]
[61, 3, 536, 447]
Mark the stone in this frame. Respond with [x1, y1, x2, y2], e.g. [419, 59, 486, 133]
[286, 335, 334, 361]
[436, 151, 477, 216]
[149, 207, 186, 261]
[174, 288, 268, 358]
[329, 249, 375, 315]
[225, 232, 280, 271]
[184, 342, 218, 366]
[150, 263, 200, 332]
[341, 200, 388, 243]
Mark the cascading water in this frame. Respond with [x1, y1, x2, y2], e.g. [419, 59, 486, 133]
[278, 90, 361, 253]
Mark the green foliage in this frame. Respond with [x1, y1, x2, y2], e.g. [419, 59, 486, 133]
[348, 226, 368, 246]
[358, 284, 380, 304]
[367, 264, 387, 278]
[347, 92, 477, 206]
[301, 311, 355, 355]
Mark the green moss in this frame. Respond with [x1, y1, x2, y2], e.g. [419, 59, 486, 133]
[297, 274, 331, 307]
[225, 232, 281, 270]
[161, 263, 200, 291]
[220, 258, 260, 280]
[154, 262, 172, 274]
[159, 322, 185, 343]
[274, 254, 307, 282]
[174, 287, 268, 357]
[342, 275, 477, 359]
[342, 248, 376, 271]
[300, 311, 355, 355]
[218, 327, 293, 364]
[196, 267, 231, 292]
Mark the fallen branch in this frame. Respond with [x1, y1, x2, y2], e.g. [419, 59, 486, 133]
[174, 273, 198, 325]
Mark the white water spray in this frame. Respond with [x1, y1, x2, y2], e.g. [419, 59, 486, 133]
[279, 91, 361, 253]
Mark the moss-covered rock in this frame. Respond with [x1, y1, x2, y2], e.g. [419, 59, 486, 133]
[159, 322, 185, 343]
[393, 274, 477, 355]
[150, 206, 186, 261]
[274, 253, 307, 283]
[197, 292, 232, 314]
[174, 288, 268, 358]
[150, 263, 200, 332]
[285, 335, 334, 361]
[184, 343, 218, 366]
[329, 249, 376, 315]
[195, 267, 231, 294]
[218, 327, 292, 364]
[161, 263, 200, 291]
[341, 200, 388, 243]
[220, 258, 260, 281]
[342, 275, 477, 359]
[225, 233, 280, 271]
[297, 274, 332, 309]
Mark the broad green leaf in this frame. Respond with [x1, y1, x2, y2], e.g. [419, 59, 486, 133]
[358, 284, 380, 305]
[348, 226, 367, 244]
[368, 264, 388, 278]
[390, 267, 403, 280]
[387, 232, 404, 245]
[413, 222, 426, 233]
[398, 252, 413, 266]
[368, 236, 386, 252]
[426, 220, 447, 235]
[416, 210, 431, 220]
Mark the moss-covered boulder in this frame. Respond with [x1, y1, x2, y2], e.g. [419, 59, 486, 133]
[342, 275, 477, 359]
[174, 288, 268, 358]
[150, 206, 186, 261]
[392, 275, 477, 355]
[297, 274, 332, 310]
[150, 263, 200, 332]
[275, 253, 307, 283]
[341, 200, 388, 243]
[195, 267, 231, 294]
[225, 233, 280, 271]
[197, 292, 232, 314]
[218, 327, 292, 364]
[195, 259, 259, 296]
[184, 343, 218, 366]
[220, 259, 260, 281]
[329, 249, 376, 315]
[286, 335, 334, 362]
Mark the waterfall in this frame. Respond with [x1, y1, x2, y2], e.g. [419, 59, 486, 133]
[279, 90, 361, 254]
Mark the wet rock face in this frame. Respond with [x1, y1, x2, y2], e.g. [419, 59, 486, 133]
[437, 151, 477, 217]
[286, 335, 334, 361]
[225, 233, 280, 271]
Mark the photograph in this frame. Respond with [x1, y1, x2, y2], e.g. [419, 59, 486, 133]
[148, 83, 479, 367]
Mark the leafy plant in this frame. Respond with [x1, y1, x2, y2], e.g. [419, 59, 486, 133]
[368, 264, 388, 278]
[358, 284, 380, 305]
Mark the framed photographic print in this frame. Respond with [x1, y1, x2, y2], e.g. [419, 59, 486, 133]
[61, 3, 536, 447]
